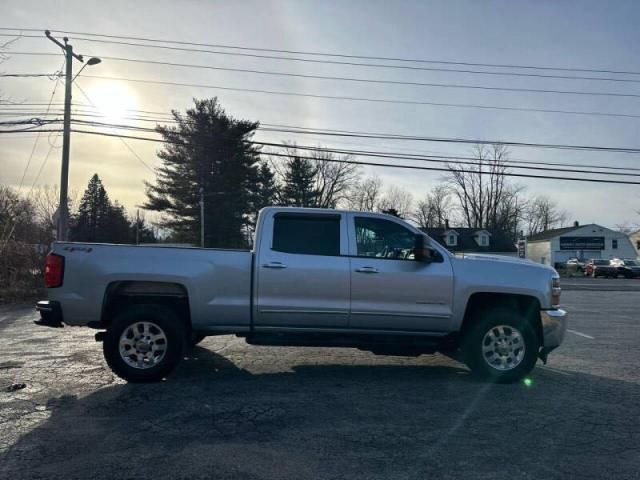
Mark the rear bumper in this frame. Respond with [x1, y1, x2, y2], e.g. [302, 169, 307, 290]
[539, 308, 568, 360]
[35, 300, 64, 328]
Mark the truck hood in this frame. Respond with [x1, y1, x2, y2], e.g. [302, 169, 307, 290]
[457, 253, 556, 272]
[449, 253, 558, 309]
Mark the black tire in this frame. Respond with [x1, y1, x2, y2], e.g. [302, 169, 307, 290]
[189, 332, 207, 347]
[461, 308, 539, 384]
[103, 304, 186, 383]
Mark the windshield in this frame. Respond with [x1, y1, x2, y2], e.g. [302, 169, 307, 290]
[594, 260, 610, 265]
[624, 260, 638, 266]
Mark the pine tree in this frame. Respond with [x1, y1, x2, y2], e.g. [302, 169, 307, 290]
[250, 161, 279, 221]
[70, 174, 132, 244]
[106, 201, 131, 244]
[280, 156, 319, 207]
[130, 214, 157, 244]
[143, 98, 261, 248]
[70, 174, 112, 242]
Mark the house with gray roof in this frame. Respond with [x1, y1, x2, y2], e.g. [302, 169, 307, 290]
[422, 222, 517, 257]
[526, 222, 635, 267]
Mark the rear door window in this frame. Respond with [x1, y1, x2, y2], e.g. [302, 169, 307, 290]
[272, 214, 341, 256]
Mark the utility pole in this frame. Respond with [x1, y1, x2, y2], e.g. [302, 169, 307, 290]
[200, 187, 205, 247]
[45, 30, 101, 241]
[135, 209, 140, 245]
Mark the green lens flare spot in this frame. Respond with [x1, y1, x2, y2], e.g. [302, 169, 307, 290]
[523, 378, 533, 387]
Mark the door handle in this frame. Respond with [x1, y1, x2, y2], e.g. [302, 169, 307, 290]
[355, 266, 379, 274]
[263, 262, 288, 269]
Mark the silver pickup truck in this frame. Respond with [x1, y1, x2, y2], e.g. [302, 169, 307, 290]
[36, 207, 567, 383]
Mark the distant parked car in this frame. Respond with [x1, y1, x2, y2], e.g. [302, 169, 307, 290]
[611, 259, 640, 278]
[565, 258, 585, 272]
[586, 259, 617, 278]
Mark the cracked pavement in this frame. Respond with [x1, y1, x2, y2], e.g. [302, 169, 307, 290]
[1, 288, 639, 479]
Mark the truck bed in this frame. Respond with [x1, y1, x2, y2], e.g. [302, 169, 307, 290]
[48, 242, 254, 329]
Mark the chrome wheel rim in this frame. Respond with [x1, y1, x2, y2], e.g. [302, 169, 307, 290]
[119, 321, 167, 369]
[481, 325, 525, 371]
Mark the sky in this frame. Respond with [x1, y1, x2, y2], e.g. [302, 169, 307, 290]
[1, 0, 640, 229]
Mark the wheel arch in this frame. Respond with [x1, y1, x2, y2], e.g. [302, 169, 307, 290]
[460, 292, 542, 344]
[101, 281, 192, 333]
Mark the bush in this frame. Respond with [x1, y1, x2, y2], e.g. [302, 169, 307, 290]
[0, 241, 46, 304]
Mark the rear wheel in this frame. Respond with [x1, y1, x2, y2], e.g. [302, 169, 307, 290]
[103, 304, 186, 383]
[462, 308, 539, 383]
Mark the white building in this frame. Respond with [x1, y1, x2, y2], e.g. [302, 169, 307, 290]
[628, 230, 640, 256]
[526, 222, 636, 267]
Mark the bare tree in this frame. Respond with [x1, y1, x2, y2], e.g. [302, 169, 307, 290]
[378, 186, 414, 218]
[1, 36, 21, 101]
[31, 185, 78, 237]
[447, 144, 524, 237]
[525, 195, 567, 235]
[413, 184, 451, 229]
[275, 143, 360, 208]
[345, 175, 383, 211]
[311, 149, 361, 208]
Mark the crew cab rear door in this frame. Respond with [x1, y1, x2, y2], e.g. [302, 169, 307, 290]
[347, 213, 454, 332]
[254, 211, 350, 329]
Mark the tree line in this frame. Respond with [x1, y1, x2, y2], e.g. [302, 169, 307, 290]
[143, 98, 568, 248]
[1, 97, 569, 253]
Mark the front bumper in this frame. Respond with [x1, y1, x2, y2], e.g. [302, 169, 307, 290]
[35, 300, 64, 328]
[538, 308, 568, 362]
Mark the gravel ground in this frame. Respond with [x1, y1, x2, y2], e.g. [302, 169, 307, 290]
[1, 288, 639, 480]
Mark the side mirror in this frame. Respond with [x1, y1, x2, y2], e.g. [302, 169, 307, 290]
[414, 234, 435, 263]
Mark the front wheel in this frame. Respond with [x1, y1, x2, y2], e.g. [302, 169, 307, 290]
[103, 304, 186, 383]
[462, 308, 539, 383]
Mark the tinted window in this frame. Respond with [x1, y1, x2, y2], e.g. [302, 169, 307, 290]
[272, 214, 340, 256]
[355, 217, 415, 260]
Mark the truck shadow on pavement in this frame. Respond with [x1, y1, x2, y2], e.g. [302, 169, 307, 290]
[1, 346, 639, 480]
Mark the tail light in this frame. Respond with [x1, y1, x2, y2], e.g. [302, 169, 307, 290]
[45, 253, 64, 288]
[551, 277, 561, 307]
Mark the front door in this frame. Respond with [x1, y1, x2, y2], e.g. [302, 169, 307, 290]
[255, 212, 350, 329]
[348, 214, 454, 332]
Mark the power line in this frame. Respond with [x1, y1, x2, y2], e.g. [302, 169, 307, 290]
[9, 92, 640, 123]
[7, 114, 640, 154]
[62, 118, 640, 176]
[6, 113, 640, 172]
[3, 28, 640, 76]
[9, 49, 640, 84]
[0, 73, 60, 77]
[74, 73, 640, 121]
[13, 63, 640, 100]
[72, 55, 640, 97]
[65, 128, 640, 186]
[16, 71, 60, 189]
[9, 112, 640, 173]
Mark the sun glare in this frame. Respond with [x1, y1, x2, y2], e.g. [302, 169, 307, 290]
[86, 82, 138, 126]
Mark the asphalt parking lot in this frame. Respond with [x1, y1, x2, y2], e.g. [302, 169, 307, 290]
[1, 279, 639, 480]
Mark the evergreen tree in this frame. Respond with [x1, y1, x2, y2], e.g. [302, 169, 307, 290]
[70, 174, 112, 242]
[250, 161, 279, 221]
[280, 156, 319, 207]
[130, 214, 157, 244]
[144, 98, 261, 248]
[106, 201, 131, 244]
[70, 174, 133, 244]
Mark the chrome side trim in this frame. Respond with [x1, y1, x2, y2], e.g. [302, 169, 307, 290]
[351, 311, 451, 319]
[253, 325, 449, 336]
[259, 309, 349, 315]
